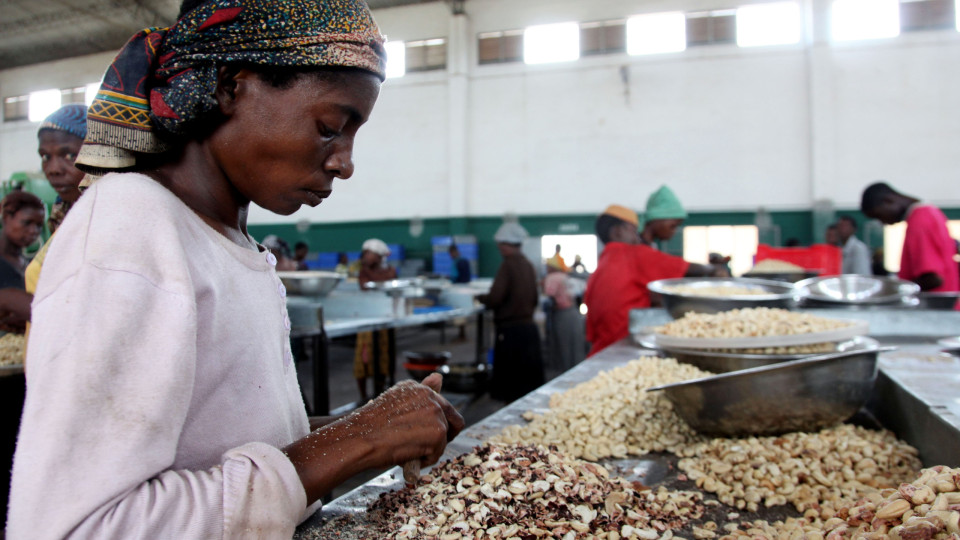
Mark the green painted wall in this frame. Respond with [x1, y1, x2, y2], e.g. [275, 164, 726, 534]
[249, 207, 960, 278]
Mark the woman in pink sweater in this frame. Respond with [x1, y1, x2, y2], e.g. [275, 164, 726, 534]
[8, 1, 463, 538]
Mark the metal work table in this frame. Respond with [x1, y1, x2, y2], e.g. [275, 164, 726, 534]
[296, 309, 960, 536]
[288, 304, 486, 416]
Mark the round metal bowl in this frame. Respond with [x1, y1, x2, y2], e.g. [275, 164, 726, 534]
[277, 271, 343, 297]
[403, 351, 451, 366]
[647, 277, 803, 319]
[646, 346, 892, 437]
[742, 271, 820, 283]
[796, 275, 920, 305]
[635, 335, 878, 373]
[437, 363, 488, 394]
[918, 292, 960, 310]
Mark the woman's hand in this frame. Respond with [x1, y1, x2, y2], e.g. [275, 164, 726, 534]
[285, 373, 464, 503]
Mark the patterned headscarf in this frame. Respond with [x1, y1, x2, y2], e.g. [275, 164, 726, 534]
[39, 104, 89, 231]
[39, 104, 88, 141]
[76, 0, 386, 176]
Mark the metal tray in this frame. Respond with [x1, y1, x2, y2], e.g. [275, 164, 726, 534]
[635, 334, 879, 373]
[647, 347, 892, 437]
[647, 277, 803, 319]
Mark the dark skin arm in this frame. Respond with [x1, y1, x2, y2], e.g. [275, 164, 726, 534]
[914, 272, 944, 292]
[0, 288, 32, 334]
[684, 263, 730, 278]
[285, 373, 464, 503]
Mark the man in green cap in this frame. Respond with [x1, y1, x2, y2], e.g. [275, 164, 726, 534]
[641, 185, 688, 247]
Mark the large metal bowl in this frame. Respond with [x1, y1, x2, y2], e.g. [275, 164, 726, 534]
[277, 271, 343, 297]
[647, 277, 803, 319]
[635, 335, 878, 373]
[742, 270, 820, 283]
[646, 346, 891, 437]
[796, 275, 920, 305]
[918, 292, 960, 310]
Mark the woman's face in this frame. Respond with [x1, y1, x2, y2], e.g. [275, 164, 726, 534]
[3, 207, 44, 249]
[210, 69, 381, 216]
[38, 130, 85, 204]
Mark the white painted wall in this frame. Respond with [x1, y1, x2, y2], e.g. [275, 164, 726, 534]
[1, 0, 959, 225]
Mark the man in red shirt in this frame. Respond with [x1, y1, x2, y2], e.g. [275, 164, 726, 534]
[584, 205, 728, 356]
[861, 182, 959, 294]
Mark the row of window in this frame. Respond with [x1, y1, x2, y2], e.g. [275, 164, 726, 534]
[478, 0, 958, 65]
[3, 0, 958, 122]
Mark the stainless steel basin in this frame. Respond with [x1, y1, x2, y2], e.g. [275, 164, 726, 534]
[647, 277, 802, 319]
[646, 346, 892, 437]
[796, 275, 919, 305]
[277, 271, 343, 297]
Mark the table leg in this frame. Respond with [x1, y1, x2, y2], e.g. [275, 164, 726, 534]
[475, 310, 485, 366]
[312, 331, 330, 416]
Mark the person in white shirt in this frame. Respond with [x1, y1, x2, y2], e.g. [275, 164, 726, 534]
[8, 1, 464, 539]
[837, 215, 872, 275]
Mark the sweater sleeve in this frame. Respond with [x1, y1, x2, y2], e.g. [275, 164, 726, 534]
[8, 263, 307, 540]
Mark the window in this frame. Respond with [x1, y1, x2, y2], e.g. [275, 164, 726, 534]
[832, 0, 900, 41]
[686, 9, 737, 46]
[61, 87, 87, 105]
[541, 234, 599, 273]
[523, 22, 580, 65]
[85, 82, 100, 105]
[3, 95, 28, 122]
[627, 12, 687, 55]
[477, 29, 524, 65]
[737, 2, 802, 47]
[384, 41, 406, 78]
[683, 225, 760, 277]
[899, 0, 956, 32]
[883, 220, 960, 272]
[405, 38, 447, 72]
[28, 89, 62, 122]
[580, 19, 626, 56]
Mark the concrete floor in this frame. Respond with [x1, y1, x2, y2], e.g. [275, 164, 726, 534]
[295, 318, 563, 499]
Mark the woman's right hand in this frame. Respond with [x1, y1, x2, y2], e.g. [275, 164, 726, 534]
[284, 373, 464, 503]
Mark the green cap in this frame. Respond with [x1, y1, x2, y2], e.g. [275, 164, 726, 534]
[644, 186, 687, 221]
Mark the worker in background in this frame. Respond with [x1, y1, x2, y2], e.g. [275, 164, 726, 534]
[640, 185, 687, 248]
[262, 235, 298, 271]
[334, 252, 350, 275]
[585, 205, 729, 356]
[825, 224, 841, 247]
[570, 254, 587, 274]
[861, 182, 959, 295]
[355, 238, 397, 402]
[449, 244, 471, 283]
[294, 241, 310, 270]
[478, 223, 544, 402]
[542, 258, 586, 373]
[837, 215, 871, 275]
[546, 244, 568, 272]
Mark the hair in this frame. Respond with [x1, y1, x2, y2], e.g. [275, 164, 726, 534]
[785, 238, 801, 247]
[449, 244, 459, 254]
[861, 182, 898, 214]
[294, 241, 308, 251]
[595, 214, 627, 244]
[1, 191, 44, 219]
[837, 215, 857, 231]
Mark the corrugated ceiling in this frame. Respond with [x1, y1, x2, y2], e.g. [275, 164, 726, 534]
[0, 0, 443, 70]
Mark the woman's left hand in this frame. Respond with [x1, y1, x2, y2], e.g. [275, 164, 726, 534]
[0, 288, 32, 333]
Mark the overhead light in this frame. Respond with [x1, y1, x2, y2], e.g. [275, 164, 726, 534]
[626, 12, 687, 55]
[737, 2, 802, 48]
[28, 89, 61, 122]
[832, 0, 900, 41]
[523, 22, 579, 65]
[384, 41, 406, 78]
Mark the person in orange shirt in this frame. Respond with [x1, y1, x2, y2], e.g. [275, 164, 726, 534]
[546, 244, 569, 272]
[584, 204, 727, 356]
